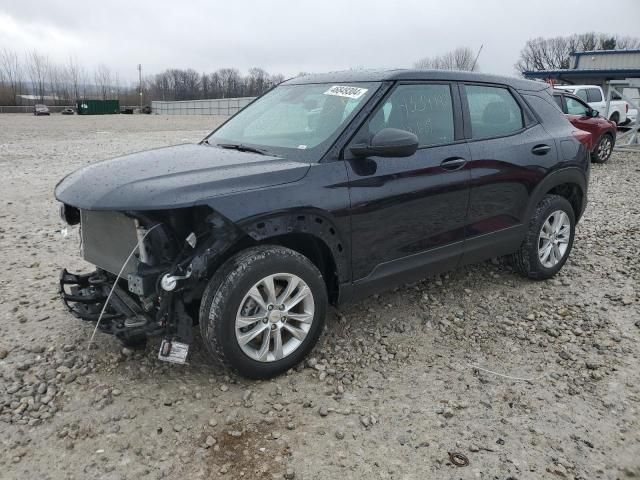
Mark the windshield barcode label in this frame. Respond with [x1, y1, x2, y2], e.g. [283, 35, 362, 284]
[324, 86, 368, 99]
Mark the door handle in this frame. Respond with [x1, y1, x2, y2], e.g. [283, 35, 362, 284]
[531, 144, 551, 155]
[440, 157, 467, 171]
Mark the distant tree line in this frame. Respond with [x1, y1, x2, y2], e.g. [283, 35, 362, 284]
[147, 67, 285, 101]
[0, 48, 286, 106]
[515, 32, 640, 72]
[414, 47, 480, 71]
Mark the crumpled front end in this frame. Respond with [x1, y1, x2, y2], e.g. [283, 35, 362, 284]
[58, 204, 246, 348]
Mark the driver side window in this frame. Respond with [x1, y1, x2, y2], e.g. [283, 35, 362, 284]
[565, 97, 589, 116]
[367, 84, 455, 147]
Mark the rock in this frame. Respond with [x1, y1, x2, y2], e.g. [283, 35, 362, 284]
[208, 418, 218, 427]
[121, 347, 134, 357]
[585, 361, 601, 370]
[0, 348, 9, 359]
[205, 435, 216, 447]
[318, 406, 329, 417]
[283, 467, 295, 479]
[335, 430, 345, 440]
[559, 351, 571, 361]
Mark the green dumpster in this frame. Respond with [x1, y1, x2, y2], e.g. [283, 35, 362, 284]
[76, 100, 120, 115]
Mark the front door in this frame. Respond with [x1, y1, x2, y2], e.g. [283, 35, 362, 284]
[344, 82, 471, 286]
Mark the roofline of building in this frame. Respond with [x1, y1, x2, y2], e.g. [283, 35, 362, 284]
[571, 49, 640, 57]
[523, 68, 640, 79]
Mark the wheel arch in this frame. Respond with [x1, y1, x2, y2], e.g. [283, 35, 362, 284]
[526, 168, 587, 222]
[238, 210, 350, 305]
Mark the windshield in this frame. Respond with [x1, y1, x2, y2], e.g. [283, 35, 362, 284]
[205, 82, 381, 161]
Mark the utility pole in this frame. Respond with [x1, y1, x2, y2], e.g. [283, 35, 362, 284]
[137, 64, 143, 110]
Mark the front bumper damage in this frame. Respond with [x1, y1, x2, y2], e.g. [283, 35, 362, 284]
[57, 206, 243, 350]
[59, 268, 191, 346]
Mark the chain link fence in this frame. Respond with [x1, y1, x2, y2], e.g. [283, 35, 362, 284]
[151, 97, 255, 116]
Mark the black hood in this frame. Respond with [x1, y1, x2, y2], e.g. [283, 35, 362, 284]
[55, 144, 310, 210]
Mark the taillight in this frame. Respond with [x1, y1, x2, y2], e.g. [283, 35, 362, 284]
[572, 129, 592, 150]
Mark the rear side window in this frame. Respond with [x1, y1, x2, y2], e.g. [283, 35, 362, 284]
[464, 85, 524, 139]
[586, 88, 603, 103]
[522, 93, 570, 130]
[575, 89, 588, 102]
[367, 84, 455, 147]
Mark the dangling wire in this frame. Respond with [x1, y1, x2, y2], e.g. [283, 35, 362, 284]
[87, 223, 161, 350]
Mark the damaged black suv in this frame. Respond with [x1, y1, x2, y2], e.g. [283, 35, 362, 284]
[56, 70, 589, 378]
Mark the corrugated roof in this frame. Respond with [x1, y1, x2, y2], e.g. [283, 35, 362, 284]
[573, 50, 640, 70]
[571, 49, 640, 56]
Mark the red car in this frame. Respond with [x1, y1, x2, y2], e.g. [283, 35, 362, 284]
[553, 90, 616, 163]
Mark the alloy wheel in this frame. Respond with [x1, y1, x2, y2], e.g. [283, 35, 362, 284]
[235, 273, 315, 362]
[597, 136, 612, 161]
[538, 210, 571, 268]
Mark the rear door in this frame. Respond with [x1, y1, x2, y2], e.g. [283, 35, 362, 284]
[345, 82, 471, 286]
[460, 83, 558, 264]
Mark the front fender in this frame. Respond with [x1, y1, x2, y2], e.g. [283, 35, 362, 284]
[238, 209, 350, 284]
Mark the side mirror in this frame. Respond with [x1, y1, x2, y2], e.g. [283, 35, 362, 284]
[350, 128, 419, 158]
[589, 109, 600, 118]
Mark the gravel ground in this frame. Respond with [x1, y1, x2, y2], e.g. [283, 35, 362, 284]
[0, 114, 639, 480]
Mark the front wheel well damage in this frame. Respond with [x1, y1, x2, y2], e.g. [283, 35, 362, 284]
[259, 233, 340, 304]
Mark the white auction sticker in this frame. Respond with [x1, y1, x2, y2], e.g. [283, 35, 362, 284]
[158, 340, 189, 364]
[323, 85, 368, 99]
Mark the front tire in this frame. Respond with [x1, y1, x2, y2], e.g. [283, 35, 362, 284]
[511, 194, 575, 280]
[199, 246, 327, 379]
[591, 133, 614, 163]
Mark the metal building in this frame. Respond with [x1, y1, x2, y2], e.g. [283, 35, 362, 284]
[523, 49, 640, 88]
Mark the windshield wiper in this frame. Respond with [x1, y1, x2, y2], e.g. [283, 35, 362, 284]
[217, 143, 268, 155]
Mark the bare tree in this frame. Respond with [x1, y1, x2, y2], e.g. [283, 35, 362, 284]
[414, 47, 479, 71]
[515, 32, 640, 73]
[26, 50, 49, 102]
[94, 64, 111, 99]
[615, 35, 640, 50]
[66, 55, 82, 101]
[0, 48, 23, 105]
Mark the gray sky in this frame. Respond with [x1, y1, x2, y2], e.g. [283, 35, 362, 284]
[1, 0, 639, 83]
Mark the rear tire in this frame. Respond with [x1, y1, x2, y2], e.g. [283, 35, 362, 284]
[199, 245, 327, 379]
[609, 112, 619, 126]
[591, 133, 614, 163]
[511, 195, 575, 280]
